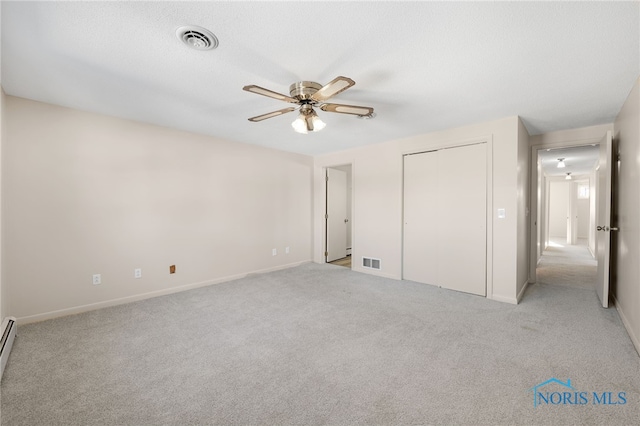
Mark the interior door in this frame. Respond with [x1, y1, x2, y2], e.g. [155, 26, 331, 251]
[403, 143, 487, 296]
[595, 130, 613, 308]
[437, 144, 487, 295]
[326, 168, 348, 262]
[403, 151, 438, 284]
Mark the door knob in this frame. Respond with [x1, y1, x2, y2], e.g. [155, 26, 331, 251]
[344, 219, 349, 223]
[609, 227, 619, 231]
[596, 226, 604, 231]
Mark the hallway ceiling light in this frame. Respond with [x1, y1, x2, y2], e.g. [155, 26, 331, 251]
[557, 158, 566, 168]
[566, 172, 572, 180]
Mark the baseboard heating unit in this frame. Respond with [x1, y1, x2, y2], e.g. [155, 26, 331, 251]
[0, 317, 17, 381]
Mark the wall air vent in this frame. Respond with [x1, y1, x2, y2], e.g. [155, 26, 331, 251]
[362, 257, 381, 270]
[176, 26, 219, 50]
[0, 317, 17, 380]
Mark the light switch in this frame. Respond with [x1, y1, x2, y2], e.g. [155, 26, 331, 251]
[498, 208, 506, 219]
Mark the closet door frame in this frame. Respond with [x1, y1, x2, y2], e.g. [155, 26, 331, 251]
[401, 136, 493, 299]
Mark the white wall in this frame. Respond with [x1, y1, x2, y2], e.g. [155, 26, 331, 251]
[314, 116, 526, 304]
[0, 87, 5, 321]
[4, 96, 313, 322]
[613, 76, 640, 355]
[577, 187, 590, 239]
[589, 171, 597, 255]
[536, 158, 544, 260]
[549, 180, 569, 238]
[516, 118, 530, 298]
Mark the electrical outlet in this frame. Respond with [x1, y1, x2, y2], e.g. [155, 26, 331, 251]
[169, 265, 176, 274]
[272, 248, 277, 256]
[134, 268, 142, 279]
[92, 274, 101, 285]
[285, 247, 290, 254]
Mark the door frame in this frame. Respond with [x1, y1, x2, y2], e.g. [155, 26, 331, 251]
[322, 163, 354, 266]
[401, 136, 493, 299]
[529, 138, 603, 284]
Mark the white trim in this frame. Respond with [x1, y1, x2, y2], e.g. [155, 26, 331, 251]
[16, 261, 311, 325]
[350, 266, 399, 280]
[400, 134, 492, 156]
[489, 294, 518, 305]
[613, 295, 640, 357]
[0, 316, 17, 381]
[516, 280, 530, 304]
[528, 133, 609, 285]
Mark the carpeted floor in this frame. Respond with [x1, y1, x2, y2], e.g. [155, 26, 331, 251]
[1, 262, 638, 425]
[536, 238, 597, 290]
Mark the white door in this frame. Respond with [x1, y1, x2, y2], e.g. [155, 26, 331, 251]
[403, 151, 438, 284]
[437, 144, 487, 295]
[326, 168, 348, 262]
[403, 143, 487, 296]
[595, 131, 613, 308]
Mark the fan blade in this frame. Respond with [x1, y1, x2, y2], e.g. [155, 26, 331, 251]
[248, 107, 296, 122]
[243, 85, 298, 103]
[310, 76, 355, 102]
[320, 103, 374, 116]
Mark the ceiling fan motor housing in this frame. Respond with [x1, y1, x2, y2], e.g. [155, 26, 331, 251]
[289, 81, 322, 101]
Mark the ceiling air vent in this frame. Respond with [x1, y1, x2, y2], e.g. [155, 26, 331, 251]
[176, 26, 218, 51]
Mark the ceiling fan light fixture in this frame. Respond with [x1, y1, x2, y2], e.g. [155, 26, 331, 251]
[244, 76, 374, 133]
[566, 172, 572, 180]
[314, 116, 326, 131]
[292, 116, 308, 134]
[292, 105, 325, 134]
[557, 158, 566, 168]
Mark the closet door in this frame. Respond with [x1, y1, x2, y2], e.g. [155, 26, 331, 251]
[403, 151, 438, 285]
[437, 144, 486, 296]
[403, 143, 487, 296]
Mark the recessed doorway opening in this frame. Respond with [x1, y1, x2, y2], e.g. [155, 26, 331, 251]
[325, 164, 352, 268]
[531, 143, 601, 293]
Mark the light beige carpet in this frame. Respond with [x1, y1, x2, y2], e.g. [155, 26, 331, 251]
[536, 238, 597, 290]
[2, 262, 638, 425]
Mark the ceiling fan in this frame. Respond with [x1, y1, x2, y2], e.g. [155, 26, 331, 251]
[242, 76, 375, 134]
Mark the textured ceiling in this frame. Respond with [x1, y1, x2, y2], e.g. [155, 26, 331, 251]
[1, 1, 638, 156]
[538, 145, 600, 178]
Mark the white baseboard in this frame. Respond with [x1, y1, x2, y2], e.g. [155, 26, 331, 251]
[0, 316, 17, 381]
[350, 266, 400, 280]
[17, 260, 311, 325]
[613, 295, 640, 357]
[516, 280, 530, 304]
[489, 294, 518, 305]
[487, 280, 529, 305]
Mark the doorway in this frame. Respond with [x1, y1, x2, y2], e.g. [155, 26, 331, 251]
[326, 165, 352, 268]
[532, 144, 600, 290]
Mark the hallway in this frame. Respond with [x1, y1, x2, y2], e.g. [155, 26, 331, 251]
[536, 238, 596, 291]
